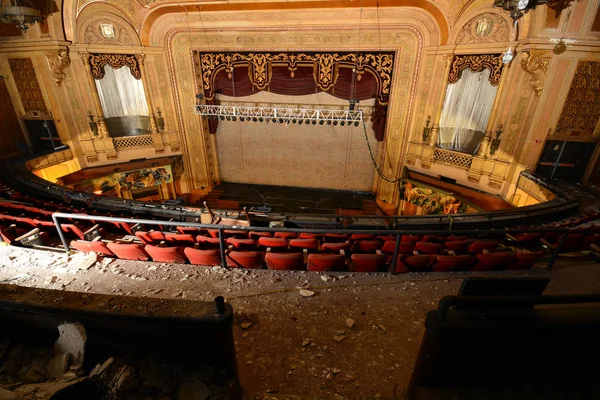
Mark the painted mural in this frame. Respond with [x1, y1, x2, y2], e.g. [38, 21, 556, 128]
[400, 180, 480, 215]
[89, 166, 173, 194]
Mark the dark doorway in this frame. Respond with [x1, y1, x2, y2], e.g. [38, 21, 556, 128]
[22, 119, 65, 153]
[535, 140, 597, 182]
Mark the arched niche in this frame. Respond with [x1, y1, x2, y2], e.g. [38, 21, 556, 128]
[76, 3, 141, 46]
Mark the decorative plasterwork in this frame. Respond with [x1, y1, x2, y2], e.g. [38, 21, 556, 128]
[89, 54, 142, 80]
[8, 58, 48, 115]
[456, 13, 511, 44]
[83, 19, 137, 45]
[198, 52, 394, 104]
[520, 50, 549, 97]
[447, 54, 504, 86]
[47, 49, 71, 87]
[555, 61, 600, 137]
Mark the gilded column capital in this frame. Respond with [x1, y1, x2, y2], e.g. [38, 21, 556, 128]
[135, 53, 146, 66]
[443, 54, 454, 68]
[520, 50, 549, 97]
[78, 52, 91, 67]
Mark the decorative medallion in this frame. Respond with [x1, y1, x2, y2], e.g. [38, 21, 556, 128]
[197, 51, 394, 104]
[447, 54, 505, 86]
[475, 16, 494, 38]
[99, 23, 115, 39]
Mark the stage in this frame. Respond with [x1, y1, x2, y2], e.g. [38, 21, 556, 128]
[202, 182, 381, 215]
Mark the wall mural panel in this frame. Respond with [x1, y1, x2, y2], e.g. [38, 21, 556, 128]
[8, 58, 48, 115]
[400, 180, 480, 214]
[555, 61, 600, 137]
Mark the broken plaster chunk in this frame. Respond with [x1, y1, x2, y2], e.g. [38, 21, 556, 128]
[346, 318, 355, 329]
[54, 322, 87, 366]
[240, 322, 252, 330]
[47, 353, 70, 379]
[299, 289, 315, 297]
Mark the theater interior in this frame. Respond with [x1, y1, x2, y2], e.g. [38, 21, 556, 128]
[0, 0, 600, 399]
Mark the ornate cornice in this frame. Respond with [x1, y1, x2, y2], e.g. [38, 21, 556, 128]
[447, 54, 504, 86]
[198, 51, 394, 104]
[520, 50, 549, 97]
[89, 53, 142, 79]
[47, 49, 71, 87]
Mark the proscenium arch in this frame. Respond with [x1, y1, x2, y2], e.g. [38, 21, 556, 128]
[140, 0, 448, 46]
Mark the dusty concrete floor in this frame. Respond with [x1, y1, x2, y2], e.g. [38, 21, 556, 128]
[0, 245, 599, 399]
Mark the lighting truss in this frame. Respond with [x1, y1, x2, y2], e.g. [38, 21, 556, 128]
[194, 104, 363, 126]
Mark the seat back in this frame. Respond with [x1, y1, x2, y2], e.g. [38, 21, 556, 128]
[299, 232, 323, 240]
[415, 241, 445, 254]
[354, 240, 382, 253]
[274, 232, 297, 240]
[382, 240, 415, 255]
[106, 242, 150, 261]
[396, 254, 437, 273]
[249, 231, 273, 240]
[135, 230, 166, 244]
[195, 235, 221, 250]
[70, 240, 114, 256]
[165, 233, 196, 246]
[350, 233, 375, 242]
[145, 244, 186, 263]
[468, 241, 499, 254]
[559, 233, 586, 252]
[307, 254, 346, 272]
[444, 240, 468, 254]
[176, 226, 200, 235]
[433, 255, 477, 272]
[321, 242, 351, 253]
[226, 251, 264, 269]
[507, 251, 545, 270]
[183, 248, 221, 266]
[582, 234, 600, 250]
[61, 223, 86, 240]
[473, 252, 517, 271]
[349, 254, 388, 273]
[258, 237, 289, 250]
[324, 233, 350, 243]
[265, 252, 305, 271]
[226, 238, 257, 250]
[289, 238, 319, 250]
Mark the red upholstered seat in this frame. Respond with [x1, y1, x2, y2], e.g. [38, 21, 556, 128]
[446, 235, 467, 242]
[349, 254, 388, 273]
[321, 242, 351, 253]
[195, 235, 221, 249]
[135, 230, 166, 245]
[145, 244, 186, 263]
[227, 237, 257, 250]
[60, 223, 87, 240]
[176, 226, 200, 235]
[468, 241, 499, 254]
[350, 233, 375, 242]
[444, 240, 469, 254]
[265, 252, 305, 271]
[433, 255, 477, 272]
[183, 248, 221, 266]
[414, 241, 445, 254]
[507, 251, 544, 270]
[307, 254, 346, 272]
[249, 231, 273, 240]
[299, 233, 323, 240]
[472, 252, 516, 271]
[165, 233, 196, 246]
[223, 230, 248, 239]
[274, 232, 298, 240]
[353, 240, 382, 253]
[544, 233, 585, 252]
[289, 238, 319, 251]
[582, 234, 600, 250]
[70, 239, 114, 256]
[401, 235, 422, 243]
[106, 243, 150, 261]
[423, 235, 446, 243]
[375, 235, 396, 242]
[396, 254, 437, 273]
[324, 233, 350, 243]
[506, 232, 543, 245]
[382, 240, 414, 254]
[226, 251, 264, 269]
[206, 229, 220, 238]
[258, 237, 289, 251]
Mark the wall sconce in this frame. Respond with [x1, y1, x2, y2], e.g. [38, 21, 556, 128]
[422, 115, 432, 143]
[156, 107, 165, 132]
[88, 111, 98, 137]
[490, 124, 503, 156]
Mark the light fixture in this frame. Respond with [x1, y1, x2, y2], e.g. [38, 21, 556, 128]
[88, 111, 99, 137]
[0, 0, 43, 33]
[489, 124, 503, 156]
[156, 108, 165, 132]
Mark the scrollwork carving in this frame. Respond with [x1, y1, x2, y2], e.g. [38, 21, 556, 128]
[448, 54, 504, 86]
[456, 13, 510, 45]
[89, 54, 142, 80]
[83, 20, 137, 46]
[520, 50, 549, 97]
[198, 51, 394, 104]
[47, 49, 71, 87]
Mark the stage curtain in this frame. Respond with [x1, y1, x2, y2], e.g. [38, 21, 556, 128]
[207, 65, 388, 140]
[95, 66, 149, 118]
[438, 68, 498, 154]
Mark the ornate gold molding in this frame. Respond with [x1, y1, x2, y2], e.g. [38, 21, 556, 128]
[198, 51, 394, 104]
[89, 54, 142, 80]
[47, 49, 71, 87]
[447, 54, 504, 86]
[443, 54, 453, 67]
[520, 50, 549, 97]
[456, 13, 510, 45]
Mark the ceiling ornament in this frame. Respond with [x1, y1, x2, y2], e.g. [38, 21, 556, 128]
[447, 54, 505, 86]
[47, 49, 71, 87]
[198, 51, 394, 105]
[88, 53, 142, 80]
[520, 50, 549, 96]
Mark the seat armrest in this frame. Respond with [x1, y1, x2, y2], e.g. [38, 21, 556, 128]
[540, 238, 554, 249]
[340, 249, 346, 257]
[505, 233, 518, 241]
[15, 228, 40, 242]
[448, 250, 456, 256]
[590, 244, 600, 253]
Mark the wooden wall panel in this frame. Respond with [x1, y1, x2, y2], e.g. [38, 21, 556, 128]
[0, 78, 23, 158]
[7, 58, 48, 115]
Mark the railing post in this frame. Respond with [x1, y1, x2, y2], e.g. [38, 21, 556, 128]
[389, 233, 401, 274]
[547, 230, 567, 271]
[51, 213, 70, 252]
[218, 228, 227, 269]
